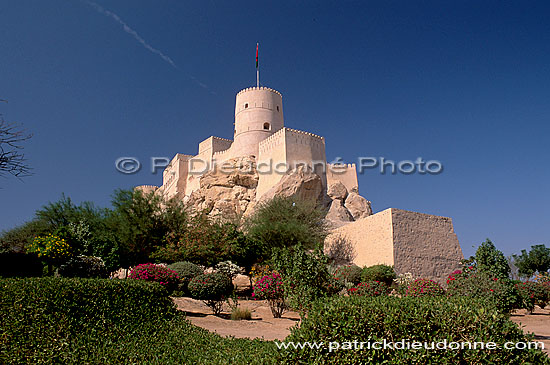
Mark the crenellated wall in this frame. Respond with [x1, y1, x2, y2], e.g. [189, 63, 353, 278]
[162, 153, 193, 200]
[256, 127, 327, 199]
[327, 163, 359, 192]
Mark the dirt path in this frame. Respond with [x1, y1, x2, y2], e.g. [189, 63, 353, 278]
[174, 297, 550, 355]
[173, 297, 300, 341]
[510, 307, 550, 355]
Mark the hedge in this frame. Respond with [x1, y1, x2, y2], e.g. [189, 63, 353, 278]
[0, 277, 276, 363]
[278, 295, 550, 364]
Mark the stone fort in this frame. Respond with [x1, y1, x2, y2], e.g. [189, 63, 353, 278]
[137, 84, 463, 284]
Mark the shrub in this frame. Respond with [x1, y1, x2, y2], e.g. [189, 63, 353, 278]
[245, 195, 329, 255]
[278, 295, 549, 364]
[128, 263, 180, 292]
[270, 246, 334, 313]
[447, 269, 519, 313]
[27, 234, 72, 263]
[395, 272, 414, 295]
[188, 272, 233, 315]
[515, 281, 550, 312]
[405, 278, 445, 297]
[469, 238, 510, 279]
[58, 255, 109, 278]
[0, 252, 43, 277]
[360, 264, 396, 286]
[167, 261, 203, 296]
[215, 260, 244, 281]
[348, 281, 390, 297]
[231, 307, 252, 320]
[253, 272, 286, 318]
[0, 277, 276, 364]
[333, 264, 362, 286]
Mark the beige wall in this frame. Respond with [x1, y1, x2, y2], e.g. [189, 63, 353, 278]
[327, 163, 359, 192]
[330, 209, 395, 267]
[329, 208, 463, 285]
[162, 154, 193, 200]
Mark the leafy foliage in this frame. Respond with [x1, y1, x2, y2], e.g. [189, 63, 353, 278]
[167, 261, 203, 296]
[513, 244, 550, 279]
[360, 264, 396, 286]
[405, 278, 445, 297]
[245, 196, 328, 255]
[447, 268, 519, 313]
[0, 277, 275, 364]
[279, 295, 549, 364]
[468, 238, 511, 279]
[27, 234, 72, 264]
[270, 246, 334, 312]
[333, 264, 362, 286]
[348, 281, 390, 297]
[188, 272, 234, 314]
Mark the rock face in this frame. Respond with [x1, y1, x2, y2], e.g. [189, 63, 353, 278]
[324, 182, 372, 227]
[185, 157, 372, 224]
[257, 165, 324, 204]
[186, 156, 258, 219]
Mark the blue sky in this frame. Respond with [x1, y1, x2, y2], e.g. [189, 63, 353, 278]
[1, 0, 549, 258]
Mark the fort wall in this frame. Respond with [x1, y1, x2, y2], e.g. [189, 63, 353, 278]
[327, 163, 359, 192]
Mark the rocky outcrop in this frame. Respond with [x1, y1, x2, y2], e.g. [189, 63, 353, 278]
[185, 156, 258, 220]
[324, 183, 372, 227]
[257, 165, 324, 204]
[345, 190, 373, 220]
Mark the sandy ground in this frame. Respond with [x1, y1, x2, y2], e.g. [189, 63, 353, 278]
[510, 307, 550, 355]
[172, 297, 300, 341]
[174, 297, 550, 356]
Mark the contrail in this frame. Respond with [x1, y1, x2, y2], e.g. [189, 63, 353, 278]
[84, 0, 177, 68]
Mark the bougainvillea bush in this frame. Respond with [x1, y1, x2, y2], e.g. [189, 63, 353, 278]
[405, 278, 445, 297]
[348, 281, 390, 297]
[515, 281, 550, 313]
[447, 268, 519, 313]
[129, 263, 180, 292]
[252, 272, 286, 318]
[188, 272, 233, 315]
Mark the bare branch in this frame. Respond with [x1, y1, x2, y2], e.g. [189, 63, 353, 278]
[0, 113, 33, 179]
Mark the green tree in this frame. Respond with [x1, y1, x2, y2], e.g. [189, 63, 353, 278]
[513, 244, 550, 279]
[469, 239, 510, 279]
[244, 196, 328, 255]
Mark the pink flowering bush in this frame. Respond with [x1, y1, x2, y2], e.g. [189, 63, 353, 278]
[405, 278, 445, 297]
[515, 281, 550, 313]
[128, 263, 180, 292]
[252, 272, 286, 318]
[348, 281, 390, 297]
[447, 268, 519, 313]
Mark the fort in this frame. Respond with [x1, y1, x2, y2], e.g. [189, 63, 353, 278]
[137, 83, 463, 284]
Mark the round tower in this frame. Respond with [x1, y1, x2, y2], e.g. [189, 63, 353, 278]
[232, 86, 284, 157]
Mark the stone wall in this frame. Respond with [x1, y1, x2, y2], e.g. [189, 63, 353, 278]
[329, 208, 463, 285]
[326, 163, 359, 192]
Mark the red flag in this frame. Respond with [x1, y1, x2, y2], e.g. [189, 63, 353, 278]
[256, 43, 259, 68]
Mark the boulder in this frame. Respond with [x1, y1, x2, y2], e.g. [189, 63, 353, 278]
[327, 181, 348, 200]
[344, 191, 373, 220]
[257, 165, 323, 204]
[325, 198, 354, 227]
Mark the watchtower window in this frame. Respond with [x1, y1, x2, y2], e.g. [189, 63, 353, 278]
[244, 103, 248, 108]
[263, 123, 270, 130]
[276, 106, 280, 112]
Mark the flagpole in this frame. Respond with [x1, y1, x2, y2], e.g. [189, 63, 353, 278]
[256, 43, 259, 87]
